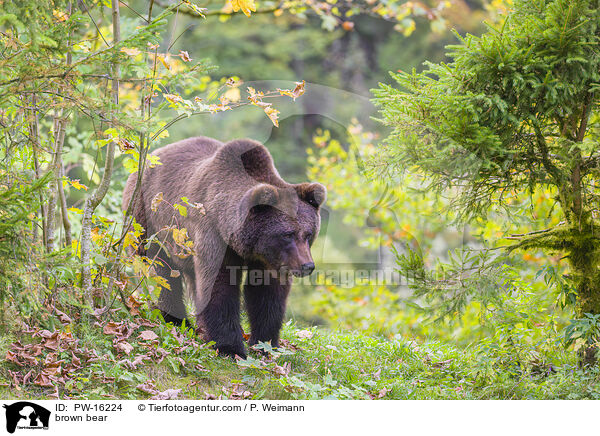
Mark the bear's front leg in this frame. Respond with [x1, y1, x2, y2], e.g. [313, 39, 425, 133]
[196, 255, 246, 359]
[243, 270, 291, 349]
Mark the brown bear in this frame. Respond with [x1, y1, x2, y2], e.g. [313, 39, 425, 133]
[122, 136, 326, 358]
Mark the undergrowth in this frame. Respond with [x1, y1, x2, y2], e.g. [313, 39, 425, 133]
[0, 303, 598, 400]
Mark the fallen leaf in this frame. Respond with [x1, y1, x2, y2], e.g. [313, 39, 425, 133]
[103, 322, 121, 335]
[150, 388, 182, 400]
[5, 350, 22, 366]
[33, 373, 54, 388]
[54, 309, 72, 325]
[378, 387, 389, 398]
[115, 341, 134, 355]
[373, 368, 381, 380]
[273, 362, 291, 376]
[127, 294, 142, 316]
[71, 352, 81, 368]
[137, 381, 158, 395]
[8, 370, 21, 390]
[43, 332, 60, 351]
[138, 330, 159, 341]
[278, 339, 301, 351]
[296, 330, 313, 339]
[42, 363, 62, 377]
[23, 369, 34, 385]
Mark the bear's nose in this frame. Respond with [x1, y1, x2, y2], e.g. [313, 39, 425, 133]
[300, 262, 315, 276]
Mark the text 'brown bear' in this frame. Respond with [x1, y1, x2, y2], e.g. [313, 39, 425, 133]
[122, 136, 326, 359]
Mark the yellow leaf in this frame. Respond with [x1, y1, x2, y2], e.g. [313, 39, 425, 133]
[151, 192, 163, 212]
[247, 86, 263, 102]
[151, 128, 170, 140]
[277, 80, 306, 100]
[173, 203, 188, 217]
[148, 154, 163, 168]
[229, 0, 256, 17]
[164, 93, 183, 106]
[178, 50, 192, 62]
[157, 54, 171, 70]
[132, 256, 148, 277]
[225, 77, 240, 87]
[123, 231, 138, 250]
[118, 138, 135, 151]
[183, 0, 207, 16]
[172, 227, 188, 245]
[402, 19, 416, 37]
[66, 179, 88, 191]
[223, 87, 241, 102]
[53, 9, 69, 22]
[91, 227, 103, 243]
[154, 275, 171, 291]
[263, 106, 280, 127]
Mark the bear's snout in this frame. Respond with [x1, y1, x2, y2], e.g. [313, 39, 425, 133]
[300, 262, 315, 276]
[290, 261, 315, 277]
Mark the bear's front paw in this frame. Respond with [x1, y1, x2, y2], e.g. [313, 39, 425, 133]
[159, 310, 185, 326]
[216, 344, 247, 360]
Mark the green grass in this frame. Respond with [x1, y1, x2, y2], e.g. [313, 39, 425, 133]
[1, 310, 599, 400]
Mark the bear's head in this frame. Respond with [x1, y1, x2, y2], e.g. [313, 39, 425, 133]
[233, 182, 326, 277]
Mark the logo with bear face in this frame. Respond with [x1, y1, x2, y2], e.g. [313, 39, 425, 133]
[2, 402, 50, 433]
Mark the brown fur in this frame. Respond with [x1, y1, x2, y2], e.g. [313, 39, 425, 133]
[122, 136, 326, 358]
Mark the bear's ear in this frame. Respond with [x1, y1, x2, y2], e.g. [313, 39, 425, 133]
[240, 183, 279, 213]
[296, 183, 327, 208]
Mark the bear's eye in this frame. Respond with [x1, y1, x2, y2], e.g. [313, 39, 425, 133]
[307, 198, 319, 208]
[280, 231, 295, 241]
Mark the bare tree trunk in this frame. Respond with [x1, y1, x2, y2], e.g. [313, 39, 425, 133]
[29, 95, 46, 246]
[46, 116, 67, 252]
[81, 0, 120, 297]
[46, 2, 73, 252]
[58, 163, 72, 250]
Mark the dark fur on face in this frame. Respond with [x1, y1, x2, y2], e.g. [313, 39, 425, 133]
[122, 136, 326, 358]
[231, 186, 323, 276]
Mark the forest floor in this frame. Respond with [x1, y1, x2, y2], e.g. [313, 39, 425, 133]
[1, 309, 599, 400]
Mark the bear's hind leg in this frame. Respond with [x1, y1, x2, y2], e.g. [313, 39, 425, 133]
[155, 261, 187, 326]
[244, 273, 290, 348]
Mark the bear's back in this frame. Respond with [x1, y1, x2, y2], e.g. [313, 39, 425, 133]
[153, 136, 223, 167]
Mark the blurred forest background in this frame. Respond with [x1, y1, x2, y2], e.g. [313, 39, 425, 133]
[1, 0, 600, 400]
